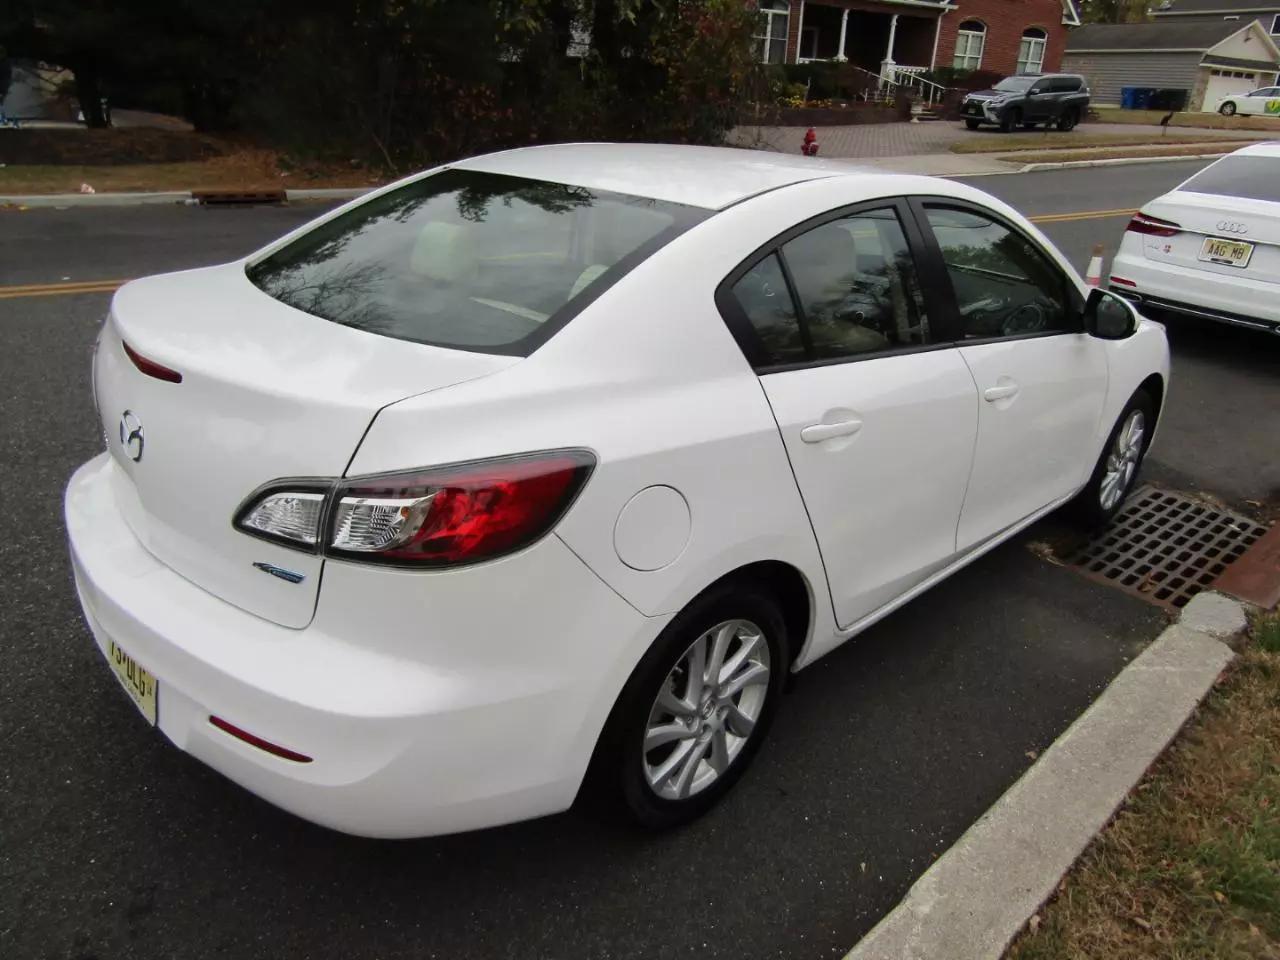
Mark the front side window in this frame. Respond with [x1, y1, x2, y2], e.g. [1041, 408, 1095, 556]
[755, 0, 790, 65]
[953, 21, 986, 71]
[1017, 28, 1048, 74]
[780, 208, 930, 361]
[924, 206, 1070, 340]
[248, 169, 705, 356]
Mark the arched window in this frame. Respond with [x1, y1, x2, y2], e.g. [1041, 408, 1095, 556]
[953, 21, 986, 72]
[1017, 28, 1048, 75]
[755, 0, 790, 65]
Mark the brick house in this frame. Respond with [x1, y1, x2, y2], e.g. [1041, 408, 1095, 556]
[754, 1, 1080, 86]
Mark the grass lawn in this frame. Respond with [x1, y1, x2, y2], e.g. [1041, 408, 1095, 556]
[0, 148, 386, 195]
[951, 132, 1259, 154]
[1093, 107, 1280, 132]
[1009, 611, 1280, 960]
[997, 143, 1246, 165]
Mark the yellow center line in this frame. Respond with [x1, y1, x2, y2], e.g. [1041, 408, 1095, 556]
[0, 208, 1138, 301]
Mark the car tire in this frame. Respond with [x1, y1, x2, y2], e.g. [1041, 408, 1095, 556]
[965, 118, 981, 130]
[1070, 389, 1156, 529]
[588, 580, 790, 830]
[1219, 102, 1236, 117]
[1057, 109, 1078, 131]
[1000, 109, 1021, 133]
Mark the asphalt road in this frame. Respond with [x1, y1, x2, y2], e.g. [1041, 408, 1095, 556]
[0, 160, 1274, 960]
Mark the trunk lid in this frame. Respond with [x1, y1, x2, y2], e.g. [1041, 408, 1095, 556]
[95, 264, 517, 628]
[1140, 192, 1280, 286]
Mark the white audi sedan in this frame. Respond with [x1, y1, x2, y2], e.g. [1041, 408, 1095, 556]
[66, 144, 1169, 838]
[1110, 142, 1280, 335]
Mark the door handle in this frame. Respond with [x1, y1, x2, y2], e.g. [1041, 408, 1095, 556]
[801, 419, 863, 443]
[983, 383, 1020, 402]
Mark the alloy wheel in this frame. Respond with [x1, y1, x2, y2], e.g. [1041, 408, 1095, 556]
[1099, 409, 1145, 511]
[642, 619, 771, 800]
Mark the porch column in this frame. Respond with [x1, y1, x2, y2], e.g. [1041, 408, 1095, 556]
[881, 13, 899, 83]
[836, 8, 850, 62]
[794, 0, 805, 63]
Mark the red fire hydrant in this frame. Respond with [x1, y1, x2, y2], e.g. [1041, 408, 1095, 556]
[801, 127, 819, 156]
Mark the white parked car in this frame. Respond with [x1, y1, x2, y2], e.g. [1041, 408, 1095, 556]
[66, 144, 1169, 838]
[1216, 85, 1280, 116]
[1110, 142, 1280, 335]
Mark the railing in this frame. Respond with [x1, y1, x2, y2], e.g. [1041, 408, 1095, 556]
[884, 65, 947, 106]
[800, 60, 947, 108]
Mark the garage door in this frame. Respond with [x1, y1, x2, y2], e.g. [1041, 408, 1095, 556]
[1203, 69, 1260, 110]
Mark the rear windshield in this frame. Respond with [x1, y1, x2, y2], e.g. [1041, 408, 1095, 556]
[1180, 156, 1280, 204]
[247, 169, 707, 356]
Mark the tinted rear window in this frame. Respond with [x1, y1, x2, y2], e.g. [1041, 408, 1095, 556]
[1180, 156, 1280, 204]
[247, 169, 707, 356]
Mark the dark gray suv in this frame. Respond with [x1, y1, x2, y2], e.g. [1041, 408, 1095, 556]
[960, 74, 1091, 132]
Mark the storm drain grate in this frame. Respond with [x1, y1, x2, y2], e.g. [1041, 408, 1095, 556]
[1064, 486, 1268, 610]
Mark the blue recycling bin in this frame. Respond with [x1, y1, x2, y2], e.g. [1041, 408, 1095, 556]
[1121, 87, 1137, 109]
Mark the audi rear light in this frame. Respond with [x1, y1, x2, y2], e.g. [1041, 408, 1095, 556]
[327, 450, 595, 566]
[1126, 212, 1181, 238]
[233, 450, 595, 567]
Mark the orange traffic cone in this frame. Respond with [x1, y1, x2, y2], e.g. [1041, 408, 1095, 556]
[1085, 243, 1105, 287]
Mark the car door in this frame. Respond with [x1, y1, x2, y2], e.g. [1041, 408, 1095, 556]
[910, 200, 1109, 553]
[1025, 79, 1054, 122]
[1247, 87, 1280, 115]
[717, 201, 978, 629]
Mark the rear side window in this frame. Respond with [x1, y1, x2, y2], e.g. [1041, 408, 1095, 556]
[247, 169, 707, 356]
[1053, 78, 1082, 93]
[1180, 156, 1280, 204]
[729, 254, 808, 365]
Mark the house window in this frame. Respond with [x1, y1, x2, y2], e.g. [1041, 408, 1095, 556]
[953, 21, 987, 71]
[755, 0, 790, 65]
[1271, 13, 1280, 36]
[1017, 28, 1048, 74]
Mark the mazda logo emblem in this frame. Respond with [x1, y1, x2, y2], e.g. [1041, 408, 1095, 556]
[1216, 220, 1249, 235]
[119, 410, 144, 463]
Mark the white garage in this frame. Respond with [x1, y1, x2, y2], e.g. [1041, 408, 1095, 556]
[1203, 68, 1265, 105]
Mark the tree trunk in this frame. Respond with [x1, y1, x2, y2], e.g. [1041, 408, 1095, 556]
[73, 62, 108, 128]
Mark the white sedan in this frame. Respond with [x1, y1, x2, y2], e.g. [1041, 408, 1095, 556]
[1216, 85, 1280, 116]
[66, 144, 1169, 838]
[1110, 142, 1280, 334]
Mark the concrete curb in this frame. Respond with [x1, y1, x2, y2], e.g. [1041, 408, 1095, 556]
[0, 187, 372, 208]
[1018, 151, 1234, 173]
[845, 590, 1245, 960]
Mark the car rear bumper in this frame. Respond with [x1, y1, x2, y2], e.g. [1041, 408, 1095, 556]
[1110, 248, 1280, 334]
[66, 453, 662, 837]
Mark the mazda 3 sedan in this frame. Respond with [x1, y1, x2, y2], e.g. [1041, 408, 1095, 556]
[66, 144, 1169, 837]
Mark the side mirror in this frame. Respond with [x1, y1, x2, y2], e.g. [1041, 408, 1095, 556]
[1084, 288, 1138, 340]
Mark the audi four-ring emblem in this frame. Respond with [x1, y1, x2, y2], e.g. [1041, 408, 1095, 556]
[1216, 220, 1249, 235]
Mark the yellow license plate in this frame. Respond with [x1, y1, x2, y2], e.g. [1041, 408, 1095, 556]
[105, 639, 158, 725]
[1199, 237, 1254, 268]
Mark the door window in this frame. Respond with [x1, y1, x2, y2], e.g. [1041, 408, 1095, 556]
[728, 253, 808, 365]
[923, 206, 1071, 340]
[780, 208, 931, 361]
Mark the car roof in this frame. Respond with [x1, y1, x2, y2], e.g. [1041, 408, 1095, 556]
[451, 143, 876, 211]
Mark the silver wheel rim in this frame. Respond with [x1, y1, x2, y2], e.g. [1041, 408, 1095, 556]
[1100, 409, 1146, 511]
[642, 619, 772, 800]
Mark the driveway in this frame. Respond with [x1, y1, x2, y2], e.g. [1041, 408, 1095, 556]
[1, 160, 1275, 959]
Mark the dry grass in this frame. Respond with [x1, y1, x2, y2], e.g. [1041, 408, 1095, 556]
[0, 148, 387, 195]
[999, 143, 1246, 166]
[1093, 107, 1280, 132]
[951, 132, 1257, 155]
[1008, 611, 1280, 960]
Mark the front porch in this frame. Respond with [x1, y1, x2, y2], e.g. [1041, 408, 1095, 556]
[784, 1, 946, 102]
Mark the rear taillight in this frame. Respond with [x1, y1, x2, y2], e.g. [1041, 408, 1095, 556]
[122, 340, 183, 383]
[1126, 212, 1181, 237]
[234, 450, 594, 568]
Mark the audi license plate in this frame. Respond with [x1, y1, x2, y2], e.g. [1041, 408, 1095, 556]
[1199, 236, 1254, 268]
[105, 639, 158, 725]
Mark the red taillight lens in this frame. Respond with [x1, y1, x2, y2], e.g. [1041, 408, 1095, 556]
[122, 340, 183, 383]
[326, 450, 595, 567]
[1126, 213, 1181, 238]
